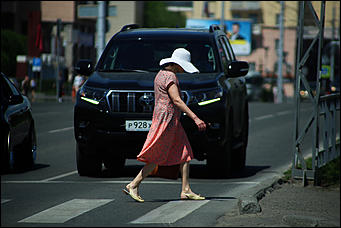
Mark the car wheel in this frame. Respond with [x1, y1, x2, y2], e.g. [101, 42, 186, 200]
[76, 142, 102, 176]
[25, 125, 37, 168]
[103, 151, 126, 174]
[207, 111, 233, 178]
[12, 125, 36, 171]
[1, 130, 10, 173]
[231, 104, 249, 171]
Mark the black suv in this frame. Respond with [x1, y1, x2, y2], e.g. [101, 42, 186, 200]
[74, 24, 249, 177]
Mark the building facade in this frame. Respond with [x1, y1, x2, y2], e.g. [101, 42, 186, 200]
[77, 1, 144, 50]
[191, 1, 340, 81]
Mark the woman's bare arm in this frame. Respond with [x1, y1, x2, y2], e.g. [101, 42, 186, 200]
[168, 83, 206, 131]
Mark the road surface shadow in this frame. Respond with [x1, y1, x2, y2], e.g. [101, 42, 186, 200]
[1, 163, 50, 175]
[100, 164, 270, 179]
[146, 196, 236, 203]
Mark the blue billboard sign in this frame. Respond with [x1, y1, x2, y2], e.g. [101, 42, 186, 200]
[186, 19, 252, 56]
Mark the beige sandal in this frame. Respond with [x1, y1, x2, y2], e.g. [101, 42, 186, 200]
[122, 186, 144, 203]
[181, 193, 205, 200]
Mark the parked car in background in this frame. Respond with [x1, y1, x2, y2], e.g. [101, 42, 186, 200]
[245, 71, 263, 101]
[1, 72, 37, 173]
[74, 24, 249, 177]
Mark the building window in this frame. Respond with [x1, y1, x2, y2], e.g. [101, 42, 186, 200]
[249, 13, 258, 24]
[78, 5, 116, 17]
[78, 5, 98, 17]
[232, 12, 241, 19]
[275, 39, 279, 51]
[107, 6, 117, 17]
[275, 13, 280, 26]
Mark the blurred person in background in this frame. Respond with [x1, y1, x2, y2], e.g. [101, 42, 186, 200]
[58, 71, 64, 103]
[21, 75, 30, 96]
[30, 77, 37, 102]
[72, 74, 85, 102]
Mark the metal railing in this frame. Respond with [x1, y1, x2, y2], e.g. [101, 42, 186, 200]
[292, 1, 340, 185]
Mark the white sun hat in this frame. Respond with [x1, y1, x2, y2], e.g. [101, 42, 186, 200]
[159, 48, 199, 73]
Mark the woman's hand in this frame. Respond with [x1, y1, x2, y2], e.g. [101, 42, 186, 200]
[194, 117, 206, 131]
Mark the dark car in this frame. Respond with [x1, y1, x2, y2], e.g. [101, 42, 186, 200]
[74, 24, 249, 177]
[1, 72, 37, 173]
[245, 71, 263, 101]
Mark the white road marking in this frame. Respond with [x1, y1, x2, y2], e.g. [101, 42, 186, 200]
[18, 199, 113, 224]
[276, 110, 292, 116]
[130, 200, 209, 224]
[1, 199, 11, 204]
[40, 170, 78, 182]
[48, 127, 74, 134]
[254, 114, 274, 121]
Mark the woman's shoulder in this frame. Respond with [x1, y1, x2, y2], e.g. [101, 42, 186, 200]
[160, 70, 176, 79]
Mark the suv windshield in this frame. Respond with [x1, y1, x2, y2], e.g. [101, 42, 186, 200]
[97, 40, 218, 73]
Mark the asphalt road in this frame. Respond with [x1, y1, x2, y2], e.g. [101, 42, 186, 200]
[2, 99, 335, 227]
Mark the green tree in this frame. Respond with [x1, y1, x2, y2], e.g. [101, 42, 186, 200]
[143, 1, 186, 28]
[1, 29, 27, 76]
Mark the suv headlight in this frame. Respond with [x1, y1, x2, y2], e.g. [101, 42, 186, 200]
[188, 87, 223, 106]
[79, 86, 107, 105]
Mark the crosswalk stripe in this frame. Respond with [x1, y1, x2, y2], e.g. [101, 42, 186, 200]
[18, 199, 113, 224]
[130, 200, 209, 224]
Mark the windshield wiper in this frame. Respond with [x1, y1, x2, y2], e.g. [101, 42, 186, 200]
[98, 68, 149, 73]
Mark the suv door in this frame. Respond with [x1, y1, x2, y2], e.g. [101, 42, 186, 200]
[218, 36, 246, 137]
[1, 75, 29, 145]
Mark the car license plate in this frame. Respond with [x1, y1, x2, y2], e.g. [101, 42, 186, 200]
[125, 120, 152, 131]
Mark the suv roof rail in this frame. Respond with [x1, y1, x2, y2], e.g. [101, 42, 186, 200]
[121, 24, 139, 32]
[209, 24, 221, 33]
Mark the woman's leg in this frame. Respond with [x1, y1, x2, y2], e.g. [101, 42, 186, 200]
[180, 161, 191, 194]
[180, 161, 204, 199]
[126, 163, 156, 196]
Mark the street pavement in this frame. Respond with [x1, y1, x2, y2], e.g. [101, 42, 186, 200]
[216, 170, 340, 227]
[27, 93, 340, 227]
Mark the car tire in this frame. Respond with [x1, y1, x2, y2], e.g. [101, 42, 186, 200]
[231, 104, 249, 171]
[1, 130, 10, 173]
[12, 125, 36, 171]
[207, 111, 233, 178]
[76, 142, 102, 176]
[103, 151, 126, 174]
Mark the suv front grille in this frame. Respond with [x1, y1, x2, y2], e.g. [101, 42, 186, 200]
[106, 90, 189, 113]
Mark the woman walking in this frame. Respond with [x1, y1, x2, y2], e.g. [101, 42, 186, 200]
[123, 48, 207, 203]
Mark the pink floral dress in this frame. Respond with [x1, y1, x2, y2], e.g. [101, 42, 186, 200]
[137, 70, 194, 166]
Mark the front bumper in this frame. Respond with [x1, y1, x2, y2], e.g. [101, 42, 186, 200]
[74, 96, 226, 160]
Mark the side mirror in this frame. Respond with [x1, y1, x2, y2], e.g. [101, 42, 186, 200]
[227, 61, 249, 77]
[74, 59, 93, 76]
[9, 94, 23, 105]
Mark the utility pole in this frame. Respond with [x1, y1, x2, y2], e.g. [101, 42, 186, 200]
[220, 1, 225, 32]
[276, 1, 284, 103]
[330, 3, 335, 83]
[97, 1, 106, 62]
[56, 19, 61, 101]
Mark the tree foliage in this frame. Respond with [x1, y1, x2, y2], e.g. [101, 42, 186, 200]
[143, 1, 186, 28]
[1, 29, 27, 76]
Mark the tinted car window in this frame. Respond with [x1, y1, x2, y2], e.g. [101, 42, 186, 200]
[222, 36, 236, 61]
[5, 76, 21, 96]
[98, 40, 217, 73]
[1, 76, 14, 100]
[218, 37, 232, 62]
[217, 38, 231, 73]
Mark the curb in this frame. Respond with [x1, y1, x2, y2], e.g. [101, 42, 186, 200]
[237, 177, 283, 215]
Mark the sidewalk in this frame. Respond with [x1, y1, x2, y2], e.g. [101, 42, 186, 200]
[216, 178, 340, 227]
